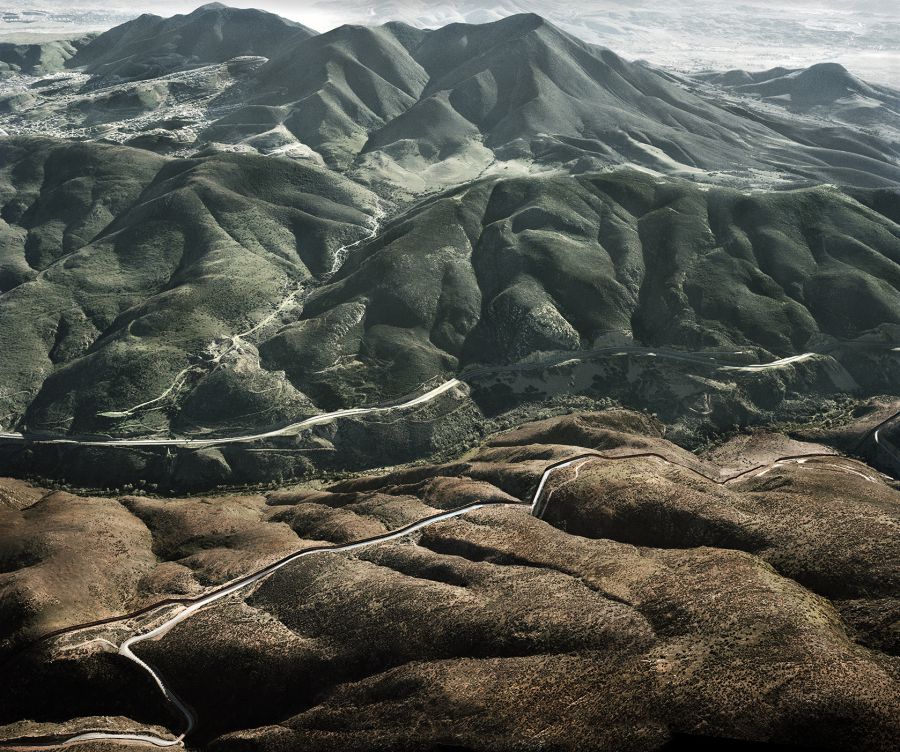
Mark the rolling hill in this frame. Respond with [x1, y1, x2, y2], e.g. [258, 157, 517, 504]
[0, 37, 90, 75]
[1, 412, 898, 749]
[0, 137, 378, 437]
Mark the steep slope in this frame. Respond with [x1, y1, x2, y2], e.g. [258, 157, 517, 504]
[191, 13, 900, 194]
[262, 169, 900, 406]
[0, 137, 378, 436]
[251, 0, 900, 88]
[279, 14, 900, 194]
[209, 22, 429, 167]
[212, 13, 787, 189]
[356, 15, 773, 186]
[2, 158, 898, 444]
[66, 4, 316, 79]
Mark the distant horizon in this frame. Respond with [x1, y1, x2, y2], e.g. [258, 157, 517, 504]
[1, 0, 898, 85]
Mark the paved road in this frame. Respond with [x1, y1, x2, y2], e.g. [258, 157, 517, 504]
[0, 348, 844, 450]
[874, 414, 900, 469]
[0, 379, 463, 448]
[3, 445, 893, 750]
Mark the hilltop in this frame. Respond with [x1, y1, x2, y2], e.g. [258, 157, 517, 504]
[66, 3, 316, 79]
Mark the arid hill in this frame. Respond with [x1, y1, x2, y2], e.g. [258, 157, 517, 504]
[1, 410, 897, 750]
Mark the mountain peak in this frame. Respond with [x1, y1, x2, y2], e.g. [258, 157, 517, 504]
[68, 2, 315, 78]
[699, 60, 878, 107]
[478, 12, 552, 36]
[806, 61, 849, 74]
[501, 12, 547, 26]
[789, 61, 872, 102]
[799, 62, 858, 85]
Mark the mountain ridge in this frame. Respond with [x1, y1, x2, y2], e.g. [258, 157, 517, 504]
[2, 8, 897, 197]
[66, 4, 317, 79]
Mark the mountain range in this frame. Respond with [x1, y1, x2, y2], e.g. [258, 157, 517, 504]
[0, 3, 896, 472]
[0, 5, 899, 752]
[2, 5, 899, 197]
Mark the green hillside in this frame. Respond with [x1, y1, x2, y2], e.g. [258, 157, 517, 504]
[0, 138, 378, 435]
[261, 170, 900, 406]
[2, 143, 896, 439]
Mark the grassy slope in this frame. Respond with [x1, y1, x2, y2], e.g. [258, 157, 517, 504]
[0, 138, 378, 434]
[262, 170, 900, 406]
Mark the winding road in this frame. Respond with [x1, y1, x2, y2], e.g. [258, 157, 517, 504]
[0, 341, 897, 749]
[0, 347, 877, 449]
[0, 379, 463, 448]
[2, 441, 895, 750]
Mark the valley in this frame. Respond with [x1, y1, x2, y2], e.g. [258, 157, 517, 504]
[0, 4, 897, 752]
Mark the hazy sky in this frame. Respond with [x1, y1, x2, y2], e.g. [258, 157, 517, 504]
[2, 1, 898, 84]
